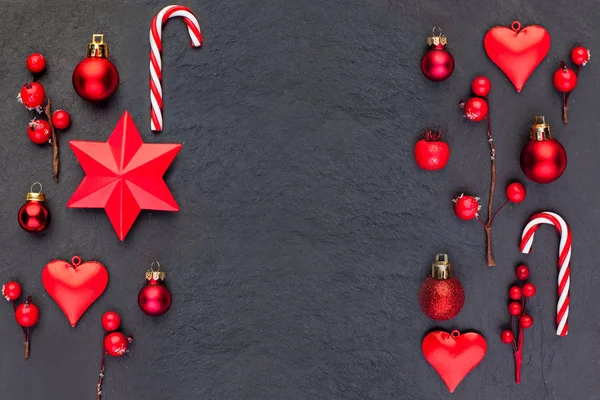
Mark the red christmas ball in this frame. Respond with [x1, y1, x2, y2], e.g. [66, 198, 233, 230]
[73, 57, 119, 102]
[101, 311, 121, 332]
[18, 193, 50, 233]
[28, 119, 52, 144]
[522, 283, 536, 298]
[570, 46, 590, 67]
[138, 273, 172, 316]
[553, 64, 578, 92]
[508, 301, 522, 316]
[521, 138, 567, 184]
[516, 265, 530, 281]
[500, 330, 514, 344]
[26, 53, 46, 74]
[104, 332, 130, 357]
[15, 302, 39, 327]
[463, 97, 488, 122]
[520, 315, 534, 329]
[19, 82, 45, 110]
[509, 286, 522, 300]
[506, 182, 526, 203]
[51, 110, 71, 130]
[414, 130, 450, 170]
[453, 195, 480, 220]
[2, 281, 22, 301]
[471, 76, 491, 97]
[420, 33, 454, 81]
[418, 255, 464, 321]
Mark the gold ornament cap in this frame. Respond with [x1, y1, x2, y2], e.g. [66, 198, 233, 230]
[145, 261, 165, 281]
[87, 34, 109, 58]
[427, 27, 448, 46]
[530, 116, 552, 141]
[25, 182, 45, 202]
[431, 254, 452, 279]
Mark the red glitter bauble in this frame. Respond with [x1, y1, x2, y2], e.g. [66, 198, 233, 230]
[418, 254, 465, 321]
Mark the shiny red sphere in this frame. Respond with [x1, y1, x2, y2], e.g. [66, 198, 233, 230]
[471, 76, 491, 97]
[506, 182, 526, 203]
[26, 53, 46, 74]
[138, 281, 172, 316]
[500, 330, 514, 344]
[72, 57, 119, 102]
[101, 311, 121, 332]
[522, 283, 536, 298]
[18, 200, 50, 233]
[509, 286, 522, 300]
[104, 332, 130, 357]
[421, 45, 454, 81]
[2, 281, 22, 301]
[520, 315, 534, 329]
[463, 97, 488, 122]
[19, 82, 45, 110]
[15, 302, 39, 327]
[508, 301, 522, 316]
[515, 265, 530, 280]
[520, 138, 567, 184]
[28, 119, 52, 144]
[553, 66, 578, 92]
[418, 276, 465, 321]
[51, 110, 71, 130]
[454, 195, 479, 220]
[570, 46, 590, 66]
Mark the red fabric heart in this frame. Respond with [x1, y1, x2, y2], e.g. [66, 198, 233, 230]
[42, 256, 108, 327]
[422, 330, 487, 393]
[484, 21, 550, 92]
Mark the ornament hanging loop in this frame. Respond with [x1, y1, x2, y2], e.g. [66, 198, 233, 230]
[30, 182, 43, 194]
[451, 330, 461, 338]
[150, 261, 161, 272]
[511, 21, 521, 33]
[72, 256, 82, 267]
[432, 26, 442, 37]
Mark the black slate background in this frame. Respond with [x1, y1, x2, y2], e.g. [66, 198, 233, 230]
[0, 0, 598, 399]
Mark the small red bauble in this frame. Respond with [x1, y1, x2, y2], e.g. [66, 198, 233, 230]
[515, 265, 530, 280]
[15, 301, 40, 327]
[101, 311, 121, 332]
[500, 330, 514, 344]
[418, 254, 465, 321]
[453, 194, 480, 221]
[471, 76, 491, 97]
[508, 286, 522, 300]
[51, 110, 71, 130]
[28, 119, 52, 144]
[420, 28, 454, 81]
[570, 46, 590, 66]
[462, 97, 488, 122]
[520, 315, 534, 329]
[18, 82, 45, 110]
[553, 64, 578, 92]
[138, 265, 172, 316]
[522, 283, 536, 298]
[18, 183, 50, 233]
[104, 332, 130, 357]
[506, 182, 526, 203]
[73, 35, 119, 102]
[521, 116, 567, 184]
[414, 130, 450, 171]
[508, 301, 522, 316]
[26, 53, 46, 74]
[2, 281, 22, 301]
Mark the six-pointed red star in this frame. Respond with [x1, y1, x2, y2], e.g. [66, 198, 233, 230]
[68, 111, 181, 240]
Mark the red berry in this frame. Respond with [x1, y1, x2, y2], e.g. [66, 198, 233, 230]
[570, 46, 590, 67]
[553, 64, 578, 92]
[2, 281, 22, 301]
[26, 53, 46, 74]
[453, 194, 480, 220]
[520, 315, 534, 329]
[104, 332, 130, 357]
[471, 76, 491, 97]
[515, 265, 530, 281]
[101, 311, 121, 332]
[18, 82, 45, 110]
[414, 130, 450, 171]
[15, 302, 39, 327]
[463, 97, 488, 122]
[522, 283, 536, 298]
[51, 110, 71, 130]
[509, 286, 522, 300]
[28, 119, 52, 144]
[508, 301, 522, 316]
[500, 330, 514, 344]
[506, 182, 526, 203]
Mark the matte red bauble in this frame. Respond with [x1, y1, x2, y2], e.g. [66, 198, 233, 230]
[138, 266, 172, 316]
[72, 34, 119, 102]
[418, 254, 464, 321]
[421, 28, 454, 81]
[18, 182, 50, 233]
[520, 116, 567, 184]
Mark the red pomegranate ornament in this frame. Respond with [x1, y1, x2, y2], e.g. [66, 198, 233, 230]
[420, 27, 454, 81]
[18, 182, 50, 233]
[418, 254, 465, 321]
[520, 116, 567, 184]
[414, 129, 450, 170]
[72, 34, 119, 102]
[138, 262, 172, 316]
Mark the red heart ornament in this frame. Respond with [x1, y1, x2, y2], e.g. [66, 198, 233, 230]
[484, 21, 551, 92]
[422, 330, 487, 393]
[42, 256, 108, 327]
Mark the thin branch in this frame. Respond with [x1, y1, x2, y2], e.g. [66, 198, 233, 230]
[97, 352, 107, 400]
[484, 102, 497, 267]
[44, 100, 59, 182]
[490, 199, 509, 224]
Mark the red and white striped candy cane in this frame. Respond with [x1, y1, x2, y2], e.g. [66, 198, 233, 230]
[520, 212, 571, 336]
[150, 5, 203, 132]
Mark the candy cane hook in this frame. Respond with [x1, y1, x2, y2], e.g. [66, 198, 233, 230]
[150, 5, 203, 132]
[520, 211, 571, 336]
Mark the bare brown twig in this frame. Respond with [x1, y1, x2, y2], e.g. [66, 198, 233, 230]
[43, 100, 59, 181]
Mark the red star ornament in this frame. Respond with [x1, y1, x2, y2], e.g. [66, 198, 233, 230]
[68, 111, 181, 240]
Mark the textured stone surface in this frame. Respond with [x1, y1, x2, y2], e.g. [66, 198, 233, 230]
[0, 0, 598, 399]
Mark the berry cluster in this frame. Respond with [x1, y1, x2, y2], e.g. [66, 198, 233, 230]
[2, 281, 39, 358]
[500, 265, 536, 384]
[98, 311, 134, 400]
[553, 45, 590, 123]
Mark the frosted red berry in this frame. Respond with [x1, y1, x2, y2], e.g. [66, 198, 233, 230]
[570, 46, 590, 67]
[509, 286, 522, 300]
[515, 265, 530, 281]
[51, 110, 71, 130]
[520, 315, 534, 329]
[553, 65, 578, 92]
[101, 311, 121, 332]
[414, 130, 450, 171]
[28, 119, 52, 144]
[500, 330, 514, 344]
[506, 182, 526, 203]
[15, 302, 39, 327]
[462, 97, 488, 122]
[104, 332, 130, 357]
[471, 76, 491, 97]
[508, 301, 522, 316]
[453, 194, 480, 220]
[26, 53, 46, 74]
[2, 281, 22, 301]
[18, 82, 45, 110]
[522, 283, 536, 298]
